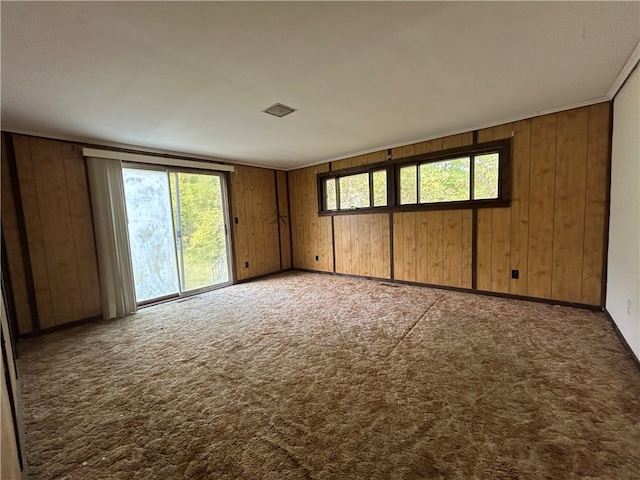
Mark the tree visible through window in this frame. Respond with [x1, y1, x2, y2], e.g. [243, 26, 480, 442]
[317, 139, 510, 214]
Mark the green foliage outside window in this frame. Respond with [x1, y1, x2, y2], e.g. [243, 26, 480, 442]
[318, 139, 509, 214]
[419, 157, 470, 203]
[474, 153, 499, 200]
[339, 173, 369, 209]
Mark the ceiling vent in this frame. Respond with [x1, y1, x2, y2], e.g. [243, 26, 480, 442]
[262, 103, 296, 118]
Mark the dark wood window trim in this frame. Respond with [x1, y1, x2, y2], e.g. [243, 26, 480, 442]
[317, 139, 512, 216]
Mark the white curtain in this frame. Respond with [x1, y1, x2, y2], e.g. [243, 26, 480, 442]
[86, 157, 137, 319]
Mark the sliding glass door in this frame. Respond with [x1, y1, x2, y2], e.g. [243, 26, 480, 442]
[170, 172, 230, 292]
[123, 166, 232, 304]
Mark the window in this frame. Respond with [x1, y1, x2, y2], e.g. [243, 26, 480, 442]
[320, 169, 388, 211]
[318, 139, 510, 215]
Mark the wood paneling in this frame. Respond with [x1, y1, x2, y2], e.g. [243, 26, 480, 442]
[13, 136, 57, 329]
[527, 114, 558, 299]
[230, 165, 281, 280]
[61, 143, 102, 318]
[6, 135, 102, 330]
[426, 211, 444, 285]
[582, 103, 611, 305]
[334, 214, 389, 278]
[392, 209, 471, 287]
[476, 125, 512, 293]
[276, 170, 292, 270]
[331, 150, 386, 171]
[509, 119, 532, 296]
[1, 138, 32, 333]
[3, 133, 288, 333]
[289, 103, 611, 306]
[551, 108, 590, 302]
[289, 164, 333, 272]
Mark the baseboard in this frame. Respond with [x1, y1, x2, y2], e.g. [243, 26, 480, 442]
[236, 268, 295, 284]
[20, 315, 103, 338]
[603, 309, 640, 372]
[291, 268, 602, 311]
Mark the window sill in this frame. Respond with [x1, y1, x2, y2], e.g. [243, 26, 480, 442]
[318, 198, 511, 216]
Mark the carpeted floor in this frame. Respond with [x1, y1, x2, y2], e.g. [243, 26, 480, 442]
[18, 271, 640, 479]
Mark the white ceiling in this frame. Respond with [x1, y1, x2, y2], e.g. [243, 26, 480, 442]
[2, 2, 639, 170]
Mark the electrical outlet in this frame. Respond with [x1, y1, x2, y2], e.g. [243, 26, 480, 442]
[511, 270, 519, 279]
[245, 261, 249, 268]
[315, 255, 319, 261]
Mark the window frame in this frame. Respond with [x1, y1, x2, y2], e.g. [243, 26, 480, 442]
[317, 138, 511, 216]
[317, 167, 392, 214]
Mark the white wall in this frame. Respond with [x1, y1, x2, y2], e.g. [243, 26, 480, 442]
[607, 64, 640, 360]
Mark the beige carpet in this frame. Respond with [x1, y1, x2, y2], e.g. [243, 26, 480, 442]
[18, 271, 640, 479]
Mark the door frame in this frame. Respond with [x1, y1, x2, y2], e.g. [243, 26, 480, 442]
[122, 162, 234, 306]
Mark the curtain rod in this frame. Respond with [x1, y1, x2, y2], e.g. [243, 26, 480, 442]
[82, 148, 235, 173]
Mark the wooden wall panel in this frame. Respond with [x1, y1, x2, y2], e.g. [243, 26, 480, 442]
[290, 103, 610, 306]
[582, 103, 611, 305]
[476, 125, 513, 293]
[442, 210, 463, 287]
[276, 170, 292, 270]
[509, 119, 532, 296]
[61, 143, 102, 318]
[288, 164, 333, 272]
[331, 150, 386, 170]
[334, 214, 389, 278]
[13, 135, 56, 328]
[551, 108, 590, 302]
[231, 165, 281, 280]
[393, 209, 471, 287]
[7, 135, 102, 330]
[427, 211, 444, 285]
[391, 133, 473, 288]
[527, 114, 558, 299]
[1, 139, 32, 333]
[3, 133, 287, 333]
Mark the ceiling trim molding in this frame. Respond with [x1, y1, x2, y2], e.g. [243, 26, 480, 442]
[289, 96, 611, 171]
[606, 41, 640, 100]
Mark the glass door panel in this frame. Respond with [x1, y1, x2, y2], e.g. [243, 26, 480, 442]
[123, 168, 180, 303]
[170, 172, 230, 292]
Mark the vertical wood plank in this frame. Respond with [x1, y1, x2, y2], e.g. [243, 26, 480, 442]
[393, 213, 404, 280]
[403, 212, 416, 281]
[288, 164, 332, 272]
[381, 213, 391, 279]
[29, 137, 84, 326]
[527, 114, 558, 299]
[415, 211, 429, 284]
[461, 209, 473, 288]
[490, 208, 511, 293]
[493, 123, 513, 140]
[276, 170, 292, 270]
[510, 120, 532, 295]
[426, 138, 443, 153]
[443, 210, 463, 287]
[582, 103, 611, 305]
[1, 139, 32, 333]
[551, 108, 589, 302]
[231, 166, 248, 278]
[13, 135, 56, 328]
[61, 143, 101, 318]
[442, 134, 463, 150]
[426, 211, 444, 284]
[476, 209, 493, 290]
[476, 127, 494, 291]
[231, 165, 280, 280]
[333, 216, 345, 274]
